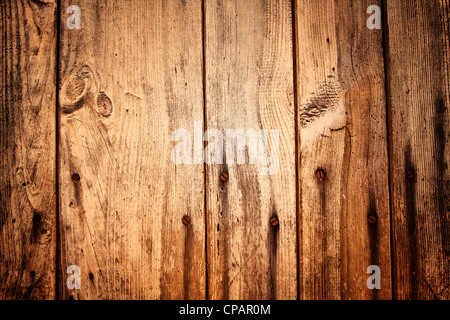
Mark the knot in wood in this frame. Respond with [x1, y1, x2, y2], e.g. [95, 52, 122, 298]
[97, 92, 113, 117]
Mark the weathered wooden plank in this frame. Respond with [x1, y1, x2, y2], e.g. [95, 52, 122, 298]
[295, 0, 392, 299]
[386, 0, 450, 300]
[0, 0, 57, 299]
[205, 0, 297, 300]
[58, 0, 205, 299]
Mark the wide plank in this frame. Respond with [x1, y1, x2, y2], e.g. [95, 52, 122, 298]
[58, 0, 205, 299]
[296, 0, 392, 299]
[205, 0, 297, 300]
[0, 0, 58, 299]
[386, 0, 450, 300]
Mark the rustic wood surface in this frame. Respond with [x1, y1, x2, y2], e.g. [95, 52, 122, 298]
[58, 0, 205, 299]
[296, 0, 392, 300]
[205, 0, 297, 300]
[0, 0, 449, 300]
[386, 0, 450, 300]
[0, 0, 58, 299]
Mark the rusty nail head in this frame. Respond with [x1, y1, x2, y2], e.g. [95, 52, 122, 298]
[72, 173, 81, 182]
[270, 217, 279, 226]
[406, 169, 415, 180]
[182, 215, 191, 225]
[368, 215, 377, 224]
[220, 172, 229, 182]
[316, 169, 326, 181]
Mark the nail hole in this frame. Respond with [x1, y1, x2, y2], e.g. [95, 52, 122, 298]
[33, 213, 41, 225]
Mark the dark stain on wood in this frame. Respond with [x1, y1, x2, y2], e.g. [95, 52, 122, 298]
[217, 165, 230, 300]
[31, 211, 44, 244]
[368, 190, 379, 300]
[434, 96, 450, 256]
[368, 192, 379, 266]
[89, 272, 94, 283]
[268, 211, 279, 300]
[405, 145, 418, 299]
[183, 213, 194, 300]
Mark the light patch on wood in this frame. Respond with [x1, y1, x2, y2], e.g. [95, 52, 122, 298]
[299, 76, 346, 144]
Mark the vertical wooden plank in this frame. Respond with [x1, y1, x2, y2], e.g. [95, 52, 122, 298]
[58, 0, 205, 299]
[296, 0, 392, 299]
[205, 0, 297, 299]
[386, 0, 450, 300]
[0, 0, 57, 299]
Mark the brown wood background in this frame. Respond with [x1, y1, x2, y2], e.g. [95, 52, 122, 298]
[0, 0, 448, 300]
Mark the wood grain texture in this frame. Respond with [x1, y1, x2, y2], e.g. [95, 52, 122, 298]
[0, 0, 57, 299]
[295, 0, 392, 299]
[1, 0, 449, 301]
[58, 0, 205, 299]
[205, 0, 297, 300]
[386, 0, 450, 300]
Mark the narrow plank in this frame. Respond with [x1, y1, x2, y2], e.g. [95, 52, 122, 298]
[386, 0, 450, 300]
[0, 0, 57, 299]
[296, 0, 392, 299]
[58, 0, 205, 299]
[205, 0, 297, 299]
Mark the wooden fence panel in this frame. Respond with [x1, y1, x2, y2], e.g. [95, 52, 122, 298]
[0, 0, 57, 299]
[295, 0, 392, 299]
[58, 0, 205, 299]
[204, 0, 298, 300]
[385, 0, 450, 300]
[1, 0, 449, 301]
